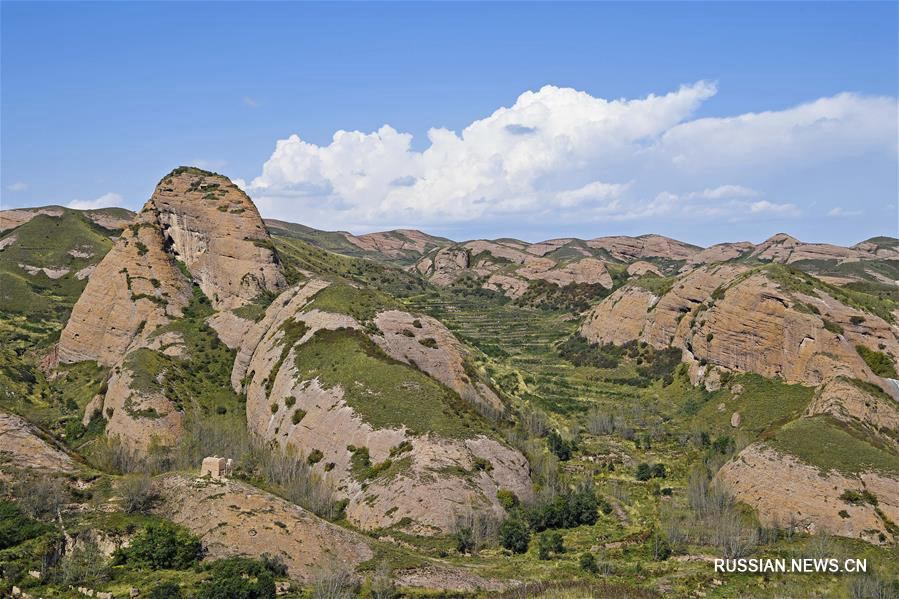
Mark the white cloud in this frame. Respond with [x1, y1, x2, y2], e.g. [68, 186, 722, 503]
[244, 97, 259, 108]
[247, 83, 896, 233]
[6, 182, 28, 192]
[67, 192, 124, 210]
[827, 207, 863, 217]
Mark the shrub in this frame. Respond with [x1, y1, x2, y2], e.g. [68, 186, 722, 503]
[196, 557, 276, 599]
[823, 319, 844, 335]
[55, 535, 110, 586]
[418, 337, 438, 349]
[307, 449, 324, 465]
[118, 474, 158, 514]
[525, 483, 599, 532]
[586, 408, 615, 435]
[499, 517, 530, 553]
[579, 551, 598, 573]
[292, 409, 306, 424]
[149, 582, 183, 599]
[537, 531, 565, 560]
[15, 477, 68, 519]
[113, 522, 203, 570]
[0, 500, 50, 549]
[856, 345, 898, 378]
[546, 429, 576, 461]
[635, 462, 666, 481]
[285, 396, 296, 408]
[497, 489, 519, 511]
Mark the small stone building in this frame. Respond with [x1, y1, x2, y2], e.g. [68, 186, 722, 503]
[200, 456, 233, 480]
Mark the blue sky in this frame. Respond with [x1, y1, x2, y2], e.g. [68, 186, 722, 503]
[2, 1, 896, 246]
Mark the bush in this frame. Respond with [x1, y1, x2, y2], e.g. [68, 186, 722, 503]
[497, 489, 519, 511]
[113, 522, 203, 570]
[149, 582, 183, 599]
[525, 483, 599, 532]
[635, 462, 666, 481]
[0, 500, 50, 549]
[537, 531, 564, 560]
[579, 551, 598, 573]
[307, 449, 324, 465]
[118, 474, 158, 514]
[546, 429, 576, 461]
[499, 517, 530, 554]
[15, 477, 67, 519]
[856, 345, 898, 378]
[196, 557, 276, 599]
[55, 535, 110, 586]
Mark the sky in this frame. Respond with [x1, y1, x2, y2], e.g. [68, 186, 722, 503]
[2, 1, 897, 246]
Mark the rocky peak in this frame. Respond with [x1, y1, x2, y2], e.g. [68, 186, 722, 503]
[145, 167, 286, 310]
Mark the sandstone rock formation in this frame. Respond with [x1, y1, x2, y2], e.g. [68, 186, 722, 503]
[717, 444, 899, 544]
[585, 234, 701, 262]
[57, 167, 287, 450]
[232, 280, 533, 534]
[581, 264, 899, 394]
[150, 167, 285, 310]
[155, 475, 373, 581]
[418, 239, 612, 299]
[806, 378, 899, 451]
[58, 213, 192, 365]
[0, 410, 75, 473]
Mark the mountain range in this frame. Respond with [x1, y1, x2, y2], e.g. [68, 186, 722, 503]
[0, 167, 897, 598]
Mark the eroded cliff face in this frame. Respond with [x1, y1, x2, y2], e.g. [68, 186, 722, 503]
[149, 167, 285, 310]
[806, 378, 899, 451]
[229, 280, 533, 534]
[717, 444, 899, 544]
[418, 239, 612, 299]
[581, 265, 899, 393]
[57, 167, 286, 449]
[57, 212, 192, 366]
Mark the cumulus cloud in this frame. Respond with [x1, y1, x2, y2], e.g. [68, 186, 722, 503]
[6, 182, 28, 192]
[68, 192, 124, 210]
[247, 82, 896, 233]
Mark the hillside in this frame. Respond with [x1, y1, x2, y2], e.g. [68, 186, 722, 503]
[1, 170, 897, 598]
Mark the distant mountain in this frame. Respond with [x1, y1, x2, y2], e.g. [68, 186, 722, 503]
[265, 218, 452, 266]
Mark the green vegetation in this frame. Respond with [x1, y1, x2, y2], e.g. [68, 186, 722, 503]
[768, 416, 899, 477]
[514, 280, 612, 313]
[856, 345, 898, 378]
[291, 328, 491, 437]
[112, 522, 203, 570]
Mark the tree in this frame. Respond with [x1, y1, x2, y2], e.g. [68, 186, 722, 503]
[113, 522, 203, 570]
[499, 518, 530, 554]
[149, 582, 183, 599]
[195, 557, 276, 599]
[579, 551, 598, 573]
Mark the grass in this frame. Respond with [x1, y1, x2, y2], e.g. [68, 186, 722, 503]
[691, 373, 814, 438]
[767, 415, 899, 477]
[0, 210, 115, 320]
[304, 282, 400, 323]
[291, 328, 492, 438]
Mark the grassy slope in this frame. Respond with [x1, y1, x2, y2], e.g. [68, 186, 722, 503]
[0, 210, 115, 324]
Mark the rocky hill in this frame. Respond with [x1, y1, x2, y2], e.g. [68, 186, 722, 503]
[266, 219, 451, 266]
[2, 170, 898, 597]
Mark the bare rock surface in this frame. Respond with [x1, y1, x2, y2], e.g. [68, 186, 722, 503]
[0, 410, 75, 473]
[235, 283, 533, 534]
[806, 378, 899, 450]
[149, 167, 285, 310]
[155, 475, 373, 582]
[582, 265, 899, 392]
[717, 443, 899, 544]
[585, 234, 701, 262]
[58, 209, 192, 366]
[373, 310, 502, 413]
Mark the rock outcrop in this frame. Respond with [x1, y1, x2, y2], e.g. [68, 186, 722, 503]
[58, 212, 192, 365]
[418, 240, 612, 299]
[57, 167, 287, 450]
[581, 265, 899, 394]
[806, 378, 899, 451]
[0, 410, 76, 474]
[150, 167, 285, 310]
[155, 475, 373, 581]
[585, 234, 701, 262]
[717, 444, 899, 544]
[233, 280, 533, 534]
